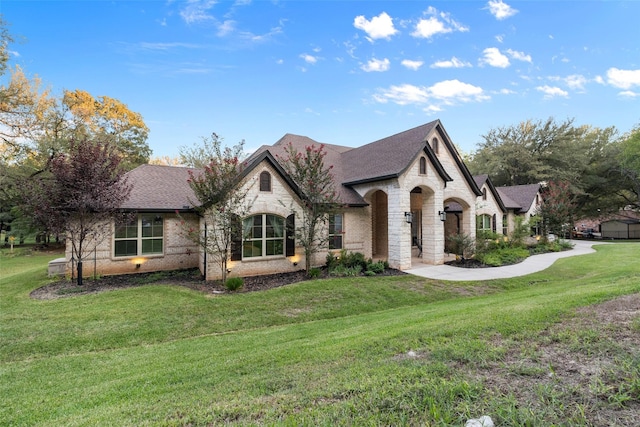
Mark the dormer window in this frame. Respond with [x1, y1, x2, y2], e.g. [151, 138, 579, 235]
[259, 171, 271, 192]
[432, 138, 439, 154]
[419, 157, 427, 175]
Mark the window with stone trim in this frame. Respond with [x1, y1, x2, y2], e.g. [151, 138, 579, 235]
[419, 157, 427, 175]
[432, 137, 439, 154]
[114, 214, 164, 257]
[259, 171, 271, 192]
[476, 214, 492, 233]
[242, 214, 285, 258]
[329, 214, 343, 250]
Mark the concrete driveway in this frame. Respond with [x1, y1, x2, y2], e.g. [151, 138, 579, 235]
[405, 240, 607, 281]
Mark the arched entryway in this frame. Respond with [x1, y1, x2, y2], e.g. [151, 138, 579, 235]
[442, 198, 473, 253]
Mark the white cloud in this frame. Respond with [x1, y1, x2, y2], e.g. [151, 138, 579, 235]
[412, 7, 468, 39]
[373, 80, 488, 109]
[619, 90, 639, 98]
[300, 53, 319, 64]
[401, 59, 424, 70]
[374, 84, 429, 105]
[217, 20, 236, 36]
[180, 0, 218, 24]
[361, 58, 390, 72]
[429, 80, 488, 103]
[537, 85, 569, 99]
[431, 57, 472, 69]
[506, 49, 532, 63]
[565, 74, 588, 90]
[607, 67, 640, 89]
[353, 12, 398, 41]
[486, 0, 518, 20]
[480, 47, 510, 68]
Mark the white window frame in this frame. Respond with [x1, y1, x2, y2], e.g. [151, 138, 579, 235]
[242, 214, 285, 258]
[329, 214, 343, 250]
[476, 214, 492, 233]
[114, 214, 164, 258]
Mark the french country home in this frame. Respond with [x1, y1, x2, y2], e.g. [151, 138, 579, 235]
[63, 120, 542, 280]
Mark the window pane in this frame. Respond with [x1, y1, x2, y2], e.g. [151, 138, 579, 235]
[142, 239, 163, 254]
[115, 240, 137, 257]
[266, 239, 284, 256]
[243, 240, 262, 258]
[115, 221, 137, 239]
[329, 235, 342, 250]
[266, 215, 284, 238]
[141, 215, 163, 238]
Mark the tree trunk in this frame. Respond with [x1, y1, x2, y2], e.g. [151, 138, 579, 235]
[77, 261, 83, 286]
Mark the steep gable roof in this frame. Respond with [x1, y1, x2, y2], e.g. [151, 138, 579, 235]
[496, 183, 541, 213]
[246, 133, 367, 206]
[474, 174, 506, 212]
[121, 164, 197, 211]
[341, 121, 451, 185]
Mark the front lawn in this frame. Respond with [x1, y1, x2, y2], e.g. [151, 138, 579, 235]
[1, 243, 639, 425]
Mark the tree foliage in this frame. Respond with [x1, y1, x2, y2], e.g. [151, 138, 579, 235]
[618, 124, 640, 209]
[278, 143, 341, 275]
[0, 18, 151, 237]
[180, 134, 253, 283]
[19, 138, 132, 285]
[537, 181, 576, 237]
[469, 117, 621, 217]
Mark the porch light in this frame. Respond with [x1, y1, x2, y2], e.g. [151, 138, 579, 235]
[404, 212, 413, 224]
[438, 211, 447, 222]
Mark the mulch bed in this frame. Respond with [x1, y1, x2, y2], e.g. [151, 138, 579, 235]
[31, 267, 407, 300]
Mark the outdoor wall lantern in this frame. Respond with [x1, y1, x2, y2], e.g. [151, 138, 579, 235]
[404, 212, 413, 224]
[438, 211, 447, 222]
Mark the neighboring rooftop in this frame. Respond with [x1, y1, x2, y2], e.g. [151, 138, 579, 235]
[496, 184, 541, 213]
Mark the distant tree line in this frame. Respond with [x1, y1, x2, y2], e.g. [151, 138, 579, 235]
[467, 117, 640, 220]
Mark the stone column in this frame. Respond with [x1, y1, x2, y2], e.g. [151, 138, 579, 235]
[386, 183, 413, 270]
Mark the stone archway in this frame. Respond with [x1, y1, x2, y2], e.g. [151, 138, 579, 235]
[443, 198, 473, 253]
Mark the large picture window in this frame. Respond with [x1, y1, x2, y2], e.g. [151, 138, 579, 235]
[329, 214, 343, 250]
[114, 214, 164, 257]
[243, 214, 285, 258]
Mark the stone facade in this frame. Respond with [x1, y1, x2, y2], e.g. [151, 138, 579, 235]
[65, 120, 543, 281]
[64, 212, 200, 278]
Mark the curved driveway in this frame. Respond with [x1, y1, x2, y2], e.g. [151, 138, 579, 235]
[405, 240, 606, 281]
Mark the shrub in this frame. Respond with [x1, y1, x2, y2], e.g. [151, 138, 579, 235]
[325, 252, 339, 270]
[308, 267, 321, 279]
[329, 265, 362, 277]
[447, 232, 475, 259]
[225, 277, 244, 291]
[366, 261, 385, 275]
[476, 247, 529, 266]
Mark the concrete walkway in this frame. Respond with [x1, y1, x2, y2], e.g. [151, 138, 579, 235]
[405, 240, 607, 281]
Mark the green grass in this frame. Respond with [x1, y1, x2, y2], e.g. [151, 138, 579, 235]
[1, 244, 639, 426]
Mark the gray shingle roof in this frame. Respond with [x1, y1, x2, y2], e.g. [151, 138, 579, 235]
[496, 184, 541, 213]
[121, 164, 198, 211]
[341, 121, 439, 184]
[246, 133, 366, 206]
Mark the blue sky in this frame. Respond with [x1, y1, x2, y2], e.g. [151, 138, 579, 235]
[3, 1, 640, 158]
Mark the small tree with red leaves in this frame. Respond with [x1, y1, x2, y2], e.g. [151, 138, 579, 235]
[181, 134, 253, 283]
[278, 143, 341, 275]
[538, 180, 576, 239]
[20, 137, 131, 285]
